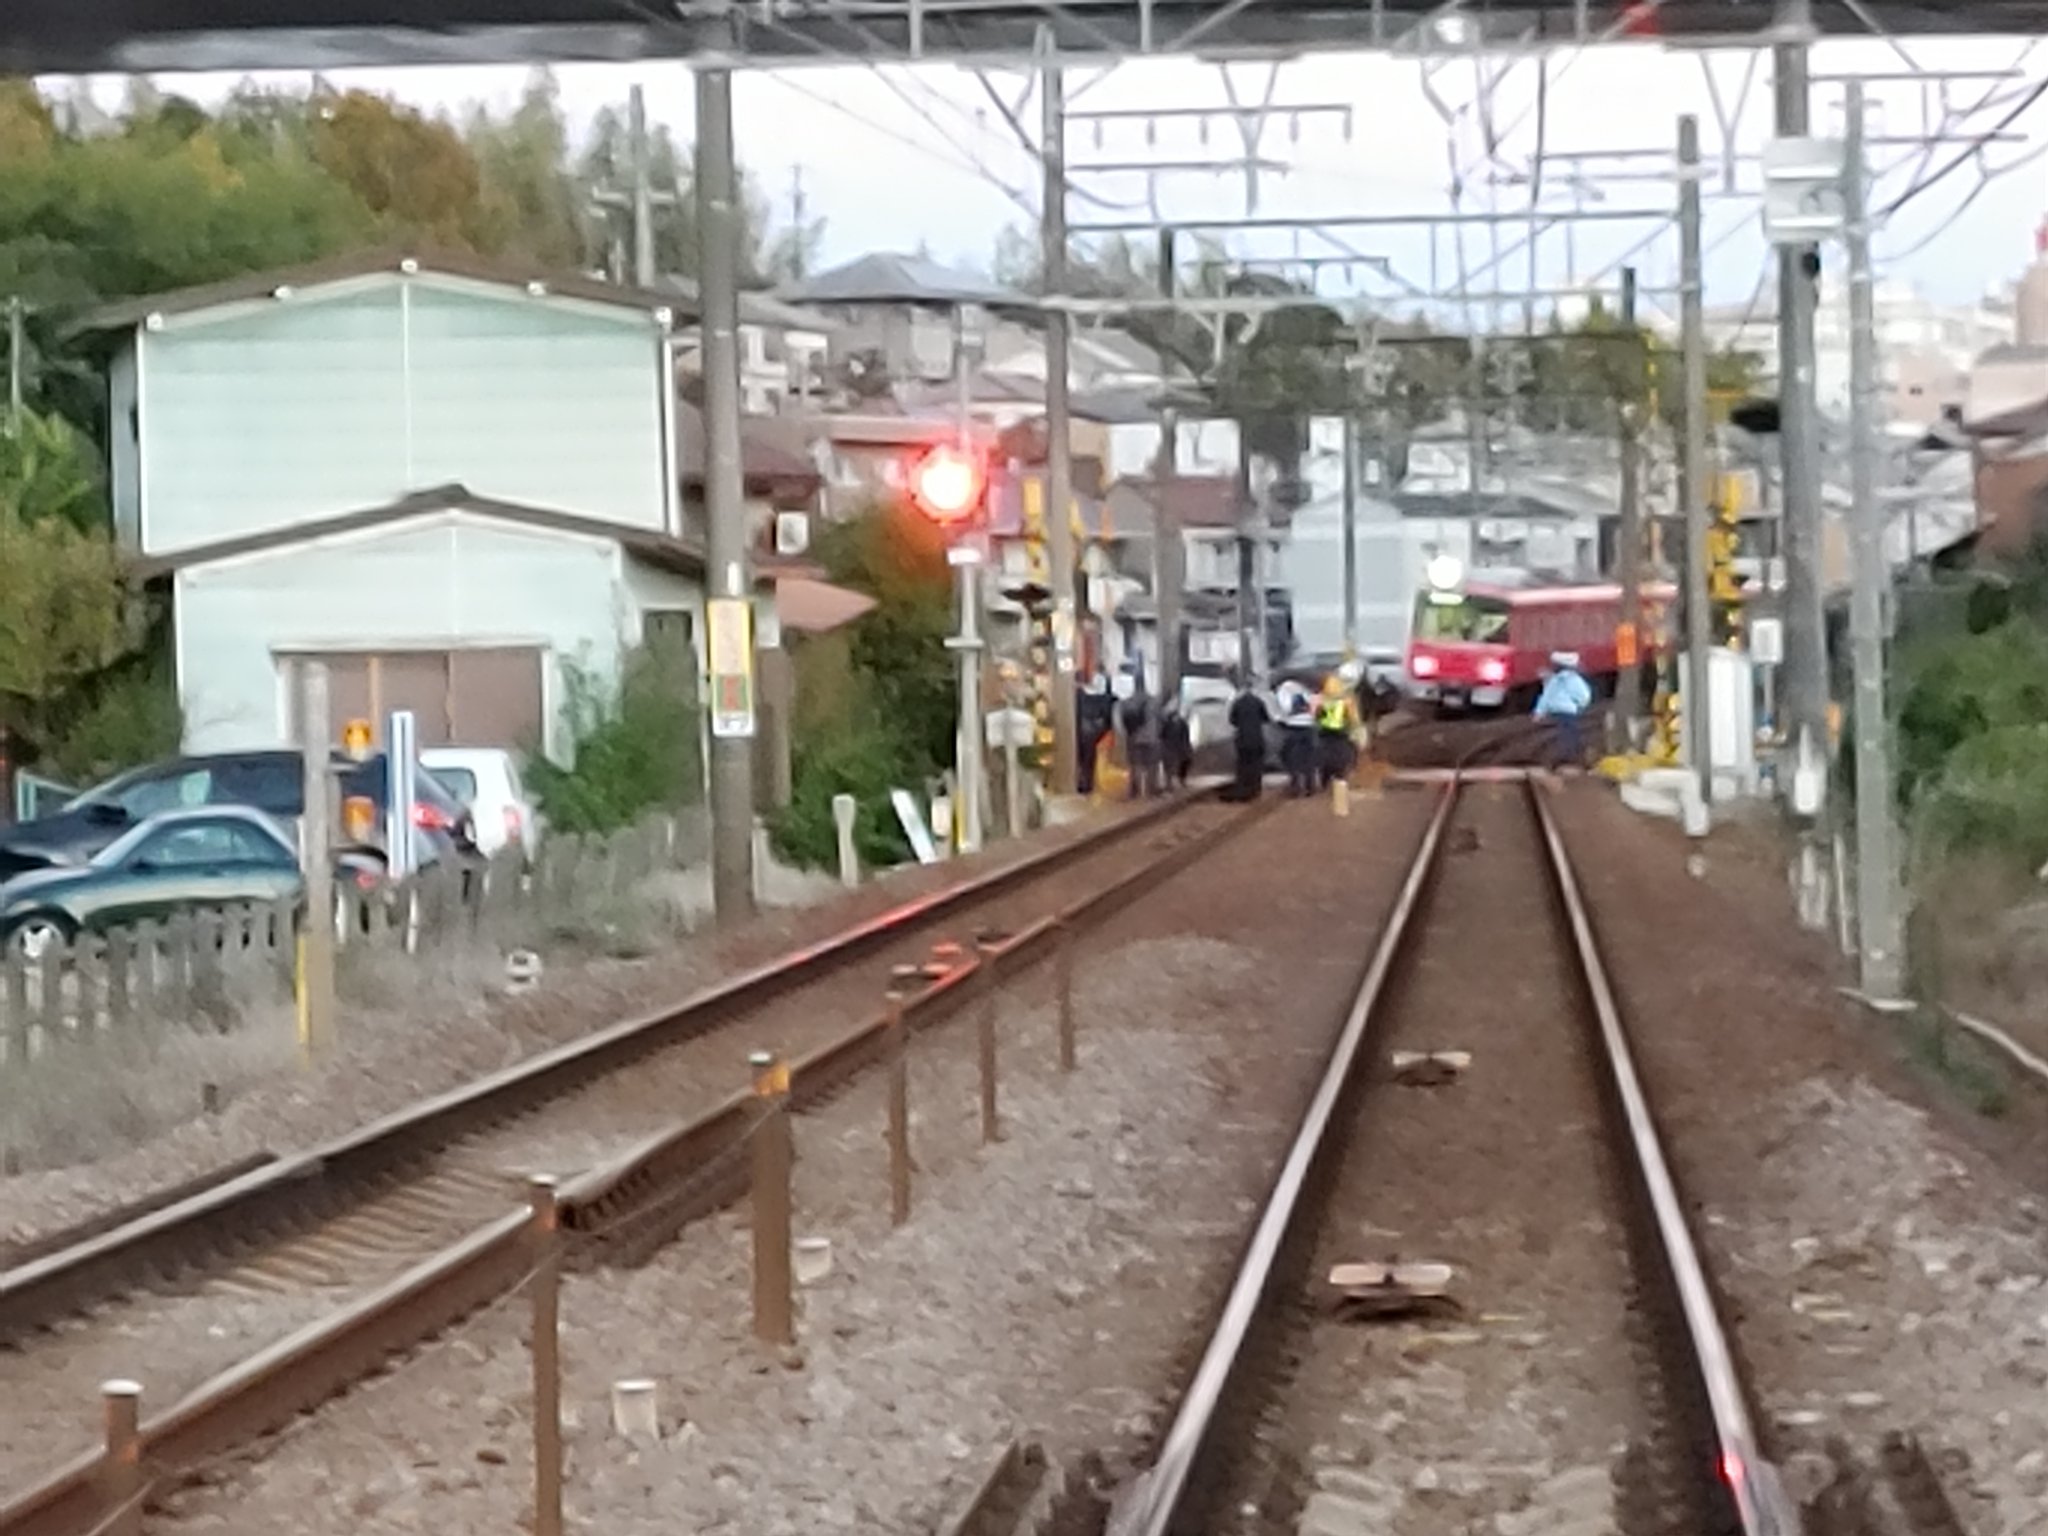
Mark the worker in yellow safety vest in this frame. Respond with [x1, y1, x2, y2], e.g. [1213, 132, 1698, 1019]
[1315, 675, 1356, 792]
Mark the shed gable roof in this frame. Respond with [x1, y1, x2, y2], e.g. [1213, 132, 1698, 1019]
[132, 484, 707, 580]
[79, 248, 687, 337]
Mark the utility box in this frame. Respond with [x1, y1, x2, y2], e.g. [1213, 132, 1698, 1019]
[1676, 647, 1759, 801]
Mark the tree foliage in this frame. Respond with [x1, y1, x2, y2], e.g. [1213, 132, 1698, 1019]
[0, 408, 106, 531]
[0, 73, 805, 436]
[309, 89, 487, 250]
[813, 503, 957, 775]
[0, 505, 134, 746]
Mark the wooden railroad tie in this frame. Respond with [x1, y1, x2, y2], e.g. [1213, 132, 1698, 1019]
[1325, 1259, 1461, 1323]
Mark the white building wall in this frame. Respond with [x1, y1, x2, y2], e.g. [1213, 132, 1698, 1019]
[134, 274, 671, 557]
[173, 512, 628, 758]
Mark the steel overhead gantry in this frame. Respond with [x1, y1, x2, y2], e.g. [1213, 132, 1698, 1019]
[6, 0, 2048, 73]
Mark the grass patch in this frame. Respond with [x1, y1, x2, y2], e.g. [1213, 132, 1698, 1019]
[1893, 1007, 2012, 1120]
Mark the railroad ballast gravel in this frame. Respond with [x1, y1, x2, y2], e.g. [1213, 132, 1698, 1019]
[143, 796, 1437, 1535]
[1554, 784, 2048, 1536]
[0, 804, 1148, 1256]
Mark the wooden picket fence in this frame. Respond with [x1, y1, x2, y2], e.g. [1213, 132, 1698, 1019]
[0, 806, 712, 1077]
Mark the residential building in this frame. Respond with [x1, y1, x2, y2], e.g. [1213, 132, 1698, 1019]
[1695, 275, 2009, 426]
[780, 252, 1024, 388]
[667, 284, 838, 414]
[83, 251, 813, 770]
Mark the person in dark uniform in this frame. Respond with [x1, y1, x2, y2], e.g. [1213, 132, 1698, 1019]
[1119, 685, 1159, 798]
[1222, 678, 1269, 802]
[1076, 675, 1114, 795]
[1159, 700, 1193, 789]
[1279, 687, 1317, 797]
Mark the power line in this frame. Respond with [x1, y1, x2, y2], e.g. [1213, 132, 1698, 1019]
[1881, 73, 2048, 218]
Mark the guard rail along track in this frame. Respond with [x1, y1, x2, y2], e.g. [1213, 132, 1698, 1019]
[0, 788, 1269, 1536]
[1101, 771, 1807, 1536]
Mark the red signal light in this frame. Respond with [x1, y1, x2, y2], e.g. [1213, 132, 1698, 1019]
[910, 444, 984, 525]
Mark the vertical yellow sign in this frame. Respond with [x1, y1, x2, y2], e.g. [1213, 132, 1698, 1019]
[707, 597, 756, 740]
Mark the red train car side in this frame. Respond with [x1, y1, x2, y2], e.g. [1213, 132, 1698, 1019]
[1405, 570, 1676, 712]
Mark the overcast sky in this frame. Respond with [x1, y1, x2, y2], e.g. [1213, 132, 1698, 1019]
[54, 33, 2048, 324]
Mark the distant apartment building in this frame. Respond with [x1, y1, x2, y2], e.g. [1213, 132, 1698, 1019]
[1694, 275, 2008, 427]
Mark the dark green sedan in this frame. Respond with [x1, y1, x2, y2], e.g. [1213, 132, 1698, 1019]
[0, 806, 362, 959]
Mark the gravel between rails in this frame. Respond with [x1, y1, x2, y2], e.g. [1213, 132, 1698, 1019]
[1255, 783, 1651, 1536]
[1553, 782, 2048, 1536]
[138, 791, 1441, 1536]
[0, 801, 1163, 1260]
[0, 800, 1239, 1496]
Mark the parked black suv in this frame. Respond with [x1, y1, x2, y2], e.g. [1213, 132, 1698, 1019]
[0, 751, 479, 883]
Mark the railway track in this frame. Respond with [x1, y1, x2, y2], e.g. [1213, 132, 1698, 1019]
[1075, 773, 1963, 1536]
[0, 790, 1262, 1536]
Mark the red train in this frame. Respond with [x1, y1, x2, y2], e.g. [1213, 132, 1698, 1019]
[1405, 566, 1676, 712]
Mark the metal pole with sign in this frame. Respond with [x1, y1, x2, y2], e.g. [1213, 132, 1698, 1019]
[947, 543, 986, 855]
[1761, 100, 1847, 931]
[386, 710, 418, 883]
[699, 67, 758, 925]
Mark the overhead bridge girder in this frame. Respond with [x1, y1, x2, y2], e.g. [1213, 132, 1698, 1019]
[3, 0, 2043, 76]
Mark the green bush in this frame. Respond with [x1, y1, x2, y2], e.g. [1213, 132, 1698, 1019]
[1914, 723, 2048, 874]
[526, 646, 702, 834]
[1895, 619, 2048, 805]
[771, 715, 913, 871]
[40, 654, 183, 786]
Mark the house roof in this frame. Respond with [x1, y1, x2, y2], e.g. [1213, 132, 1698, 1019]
[654, 276, 840, 334]
[77, 248, 687, 336]
[780, 252, 1029, 310]
[1112, 475, 1251, 530]
[1963, 343, 2048, 436]
[131, 484, 709, 581]
[890, 373, 1164, 424]
[776, 576, 877, 635]
[675, 404, 822, 494]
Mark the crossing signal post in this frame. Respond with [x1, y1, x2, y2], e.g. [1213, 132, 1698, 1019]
[911, 442, 991, 854]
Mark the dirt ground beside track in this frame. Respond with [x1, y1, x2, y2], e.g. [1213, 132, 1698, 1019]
[0, 800, 1172, 1258]
[1553, 782, 2048, 1535]
[140, 791, 1446, 1535]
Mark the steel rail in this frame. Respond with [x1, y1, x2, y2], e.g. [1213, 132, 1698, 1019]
[1526, 780, 1800, 1536]
[0, 796, 1265, 1536]
[1112, 779, 1458, 1536]
[0, 789, 1203, 1340]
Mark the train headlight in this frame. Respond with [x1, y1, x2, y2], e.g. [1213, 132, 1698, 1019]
[1425, 553, 1464, 592]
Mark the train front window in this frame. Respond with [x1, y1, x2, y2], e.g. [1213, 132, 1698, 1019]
[1414, 594, 1511, 644]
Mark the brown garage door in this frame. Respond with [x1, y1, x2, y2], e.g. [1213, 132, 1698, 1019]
[283, 648, 546, 752]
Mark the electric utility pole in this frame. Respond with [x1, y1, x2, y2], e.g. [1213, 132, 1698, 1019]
[1679, 116, 1713, 810]
[1614, 266, 1645, 749]
[629, 84, 656, 289]
[1153, 225, 1185, 703]
[590, 84, 676, 290]
[1041, 60, 1079, 795]
[1843, 80, 1904, 999]
[696, 68, 756, 922]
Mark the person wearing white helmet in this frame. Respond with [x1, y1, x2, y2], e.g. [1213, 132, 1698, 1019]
[1533, 651, 1593, 767]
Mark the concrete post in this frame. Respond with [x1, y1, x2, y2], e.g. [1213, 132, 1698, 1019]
[1843, 81, 1906, 1000]
[696, 67, 758, 925]
[1679, 116, 1714, 812]
[831, 793, 859, 887]
[1041, 63, 1079, 794]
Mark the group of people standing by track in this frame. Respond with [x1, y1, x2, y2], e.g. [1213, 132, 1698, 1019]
[1221, 668, 1387, 804]
[1077, 646, 1595, 803]
[1076, 674, 1193, 799]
